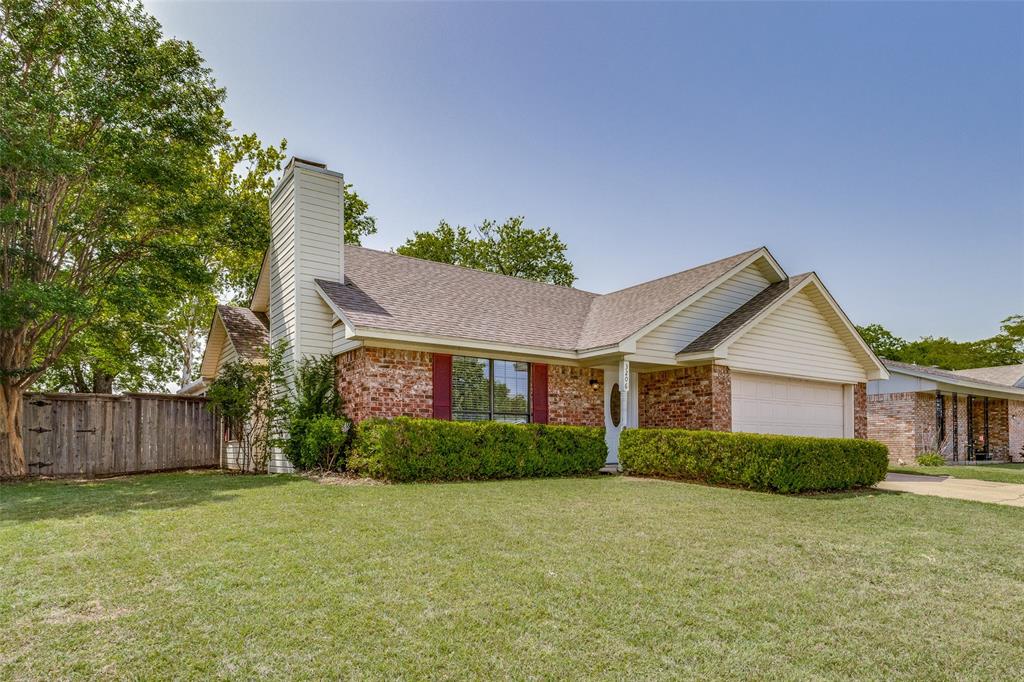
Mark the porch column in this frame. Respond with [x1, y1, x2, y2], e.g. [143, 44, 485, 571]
[619, 359, 631, 428]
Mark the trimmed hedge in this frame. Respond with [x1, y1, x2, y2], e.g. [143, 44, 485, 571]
[619, 428, 889, 493]
[348, 417, 607, 482]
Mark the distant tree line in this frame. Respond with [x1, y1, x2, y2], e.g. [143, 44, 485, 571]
[857, 316, 1024, 370]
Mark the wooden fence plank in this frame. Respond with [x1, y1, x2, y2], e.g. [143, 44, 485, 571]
[20, 393, 220, 477]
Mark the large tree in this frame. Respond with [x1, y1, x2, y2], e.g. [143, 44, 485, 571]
[0, 0, 229, 475]
[396, 216, 575, 286]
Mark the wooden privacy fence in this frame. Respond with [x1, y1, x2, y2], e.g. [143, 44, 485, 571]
[22, 393, 220, 477]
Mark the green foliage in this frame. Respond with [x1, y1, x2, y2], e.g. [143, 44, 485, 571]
[915, 452, 945, 467]
[619, 428, 889, 493]
[348, 418, 606, 482]
[857, 315, 1024, 370]
[396, 216, 576, 286]
[298, 415, 349, 472]
[283, 355, 350, 470]
[205, 343, 289, 471]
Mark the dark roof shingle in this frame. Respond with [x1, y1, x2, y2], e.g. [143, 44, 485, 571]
[218, 305, 269, 361]
[680, 274, 811, 354]
[316, 245, 765, 352]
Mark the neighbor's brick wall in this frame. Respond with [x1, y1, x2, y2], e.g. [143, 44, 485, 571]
[1009, 400, 1024, 463]
[854, 383, 868, 439]
[867, 392, 918, 464]
[638, 364, 731, 431]
[335, 347, 433, 422]
[547, 365, 604, 427]
[977, 398, 1010, 461]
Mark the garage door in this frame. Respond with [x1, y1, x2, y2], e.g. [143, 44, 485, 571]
[731, 373, 845, 438]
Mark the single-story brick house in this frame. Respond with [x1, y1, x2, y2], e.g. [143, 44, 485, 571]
[189, 158, 888, 472]
[868, 361, 1024, 465]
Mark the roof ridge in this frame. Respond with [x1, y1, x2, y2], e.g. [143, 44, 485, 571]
[595, 246, 764, 298]
[883, 359, 1023, 389]
[343, 244, 598, 297]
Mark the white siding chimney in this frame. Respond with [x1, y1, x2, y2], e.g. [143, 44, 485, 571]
[267, 158, 345, 472]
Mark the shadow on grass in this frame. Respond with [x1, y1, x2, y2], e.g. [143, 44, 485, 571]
[0, 470, 295, 523]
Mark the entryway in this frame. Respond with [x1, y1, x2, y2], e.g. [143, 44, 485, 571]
[603, 364, 637, 465]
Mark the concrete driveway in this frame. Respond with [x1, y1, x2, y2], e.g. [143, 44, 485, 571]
[876, 473, 1024, 507]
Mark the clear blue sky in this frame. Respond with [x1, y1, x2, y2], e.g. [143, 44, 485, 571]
[148, 1, 1023, 341]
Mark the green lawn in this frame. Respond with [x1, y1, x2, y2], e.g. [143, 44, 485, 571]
[2, 472, 1023, 680]
[890, 463, 1024, 485]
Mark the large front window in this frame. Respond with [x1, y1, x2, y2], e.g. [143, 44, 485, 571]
[452, 356, 530, 423]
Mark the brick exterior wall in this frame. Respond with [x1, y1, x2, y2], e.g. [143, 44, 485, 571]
[1009, 400, 1024, 463]
[335, 347, 433, 423]
[867, 392, 920, 464]
[547, 365, 604, 427]
[975, 398, 1009, 461]
[854, 383, 867, 439]
[638, 364, 731, 431]
[865, 391, 1019, 465]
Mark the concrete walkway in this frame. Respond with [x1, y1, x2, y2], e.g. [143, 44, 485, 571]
[876, 473, 1024, 507]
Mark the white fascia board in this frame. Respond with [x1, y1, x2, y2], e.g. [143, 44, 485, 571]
[619, 248, 786, 349]
[199, 312, 229, 379]
[674, 349, 724, 366]
[351, 328, 581, 361]
[313, 281, 358, 336]
[248, 250, 271, 312]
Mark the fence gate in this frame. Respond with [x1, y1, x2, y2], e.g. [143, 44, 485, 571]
[22, 393, 220, 477]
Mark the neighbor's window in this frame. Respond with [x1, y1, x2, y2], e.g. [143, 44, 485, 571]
[452, 356, 530, 423]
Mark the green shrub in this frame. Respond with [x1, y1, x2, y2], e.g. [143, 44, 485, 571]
[284, 356, 351, 470]
[348, 418, 607, 482]
[915, 452, 945, 467]
[619, 428, 889, 493]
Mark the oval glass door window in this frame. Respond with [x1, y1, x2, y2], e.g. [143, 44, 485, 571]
[609, 383, 621, 427]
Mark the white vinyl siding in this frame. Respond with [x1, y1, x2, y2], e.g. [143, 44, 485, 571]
[633, 263, 772, 364]
[333, 326, 362, 355]
[216, 338, 238, 372]
[727, 288, 867, 384]
[732, 372, 847, 438]
[267, 163, 345, 473]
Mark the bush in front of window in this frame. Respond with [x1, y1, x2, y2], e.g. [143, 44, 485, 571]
[915, 452, 945, 467]
[348, 418, 607, 482]
[619, 429, 889, 493]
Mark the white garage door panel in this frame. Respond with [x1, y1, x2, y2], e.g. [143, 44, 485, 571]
[732, 373, 845, 437]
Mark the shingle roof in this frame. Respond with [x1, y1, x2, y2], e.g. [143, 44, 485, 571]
[217, 305, 269, 361]
[574, 248, 762, 350]
[882, 360, 1024, 390]
[680, 274, 812, 354]
[316, 245, 763, 352]
[953, 364, 1024, 388]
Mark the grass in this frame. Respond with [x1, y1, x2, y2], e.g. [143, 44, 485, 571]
[889, 463, 1024, 485]
[2, 472, 1023, 680]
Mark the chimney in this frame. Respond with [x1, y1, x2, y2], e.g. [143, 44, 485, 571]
[265, 157, 345, 471]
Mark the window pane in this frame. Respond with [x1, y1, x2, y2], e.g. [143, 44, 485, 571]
[452, 356, 490, 421]
[493, 360, 529, 416]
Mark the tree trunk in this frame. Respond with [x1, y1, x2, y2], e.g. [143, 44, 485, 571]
[92, 372, 114, 394]
[0, 383, 26, 478]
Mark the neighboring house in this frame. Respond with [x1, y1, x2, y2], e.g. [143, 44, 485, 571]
[868, 361, 1024, 465]
[195, 158, 888, 473]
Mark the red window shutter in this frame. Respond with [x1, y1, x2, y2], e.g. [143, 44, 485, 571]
[532, 363, 549, 424]
[433, 354, 452, 420]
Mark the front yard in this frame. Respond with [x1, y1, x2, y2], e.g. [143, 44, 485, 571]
[2, 472, 1023, 679]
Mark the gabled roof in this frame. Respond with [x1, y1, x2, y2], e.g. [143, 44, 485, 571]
[197, 305, 270, 380]
[882, 360, 1024, 398]
[681, 274, 812, 353]
[574, 248, 770, 350]
[315, 245, 775, 353]
[217, 305, 269, 361]
[953, 364, 1024, 388]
